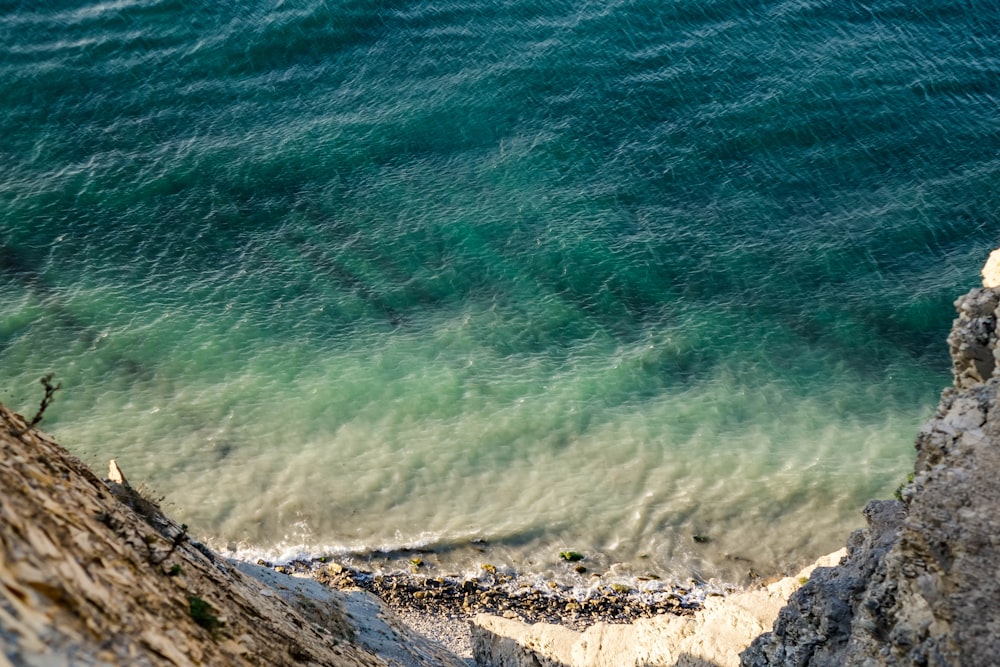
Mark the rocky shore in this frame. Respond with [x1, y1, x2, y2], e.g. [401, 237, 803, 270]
[272, 555, 702, 663]
[0, 384, 829, 667]
[266, 556, 699, 630]
[0, 401, 465, 666]
[740, 281, 1000, 667]
[237, 545, 845, 666]
[4, 265, 999, 665]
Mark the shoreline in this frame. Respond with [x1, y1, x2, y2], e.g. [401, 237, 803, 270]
[226, 532, 794, 616]
[276, 556, 706, 630]
[248, 555, 707, 663]
[238, 549, 845, 665]
[2, 275, 994, 666]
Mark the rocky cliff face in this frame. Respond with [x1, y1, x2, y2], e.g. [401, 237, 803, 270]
[0, 402, 464, 666]
[742, 286, 1000, 667]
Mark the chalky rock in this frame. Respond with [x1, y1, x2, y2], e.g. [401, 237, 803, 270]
[470, 551, 845, 667]
[980, 247, 1000, 288]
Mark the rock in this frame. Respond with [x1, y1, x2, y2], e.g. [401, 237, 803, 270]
[741, 501, 905, 667]
[741, 284, 1000, 667]
[107, 458, 128, 486]
[471, 551, 844, 667]
[0, 403, 465, 667]
[472, 615, 580, 667]
[981, 248, 1000, 288]
[947, 287, 999, 389]
[559, 551, 585, 562]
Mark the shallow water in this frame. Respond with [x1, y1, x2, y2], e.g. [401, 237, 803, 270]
[2, 0, 997, 583]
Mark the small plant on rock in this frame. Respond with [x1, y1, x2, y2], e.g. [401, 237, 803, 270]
[188, 595, 221, 633]
[7, 374, 61, 438]
[894, 472, 915, 501]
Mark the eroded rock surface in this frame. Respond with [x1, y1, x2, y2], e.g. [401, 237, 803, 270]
[470, 551, 845, 667]
[0, 404, 464, 667]
[742, 286, 1000, 667]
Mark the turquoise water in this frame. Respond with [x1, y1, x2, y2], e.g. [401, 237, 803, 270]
[2, 0, 997, 582]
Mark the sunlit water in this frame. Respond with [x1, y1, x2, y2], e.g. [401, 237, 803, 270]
[2, 0, 997, 584]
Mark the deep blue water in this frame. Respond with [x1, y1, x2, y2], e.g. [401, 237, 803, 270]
[1, 0, 997, 582]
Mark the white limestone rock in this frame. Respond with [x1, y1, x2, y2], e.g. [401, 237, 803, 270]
[980, 248, 1000, 288]
[471, 551, 845, 667]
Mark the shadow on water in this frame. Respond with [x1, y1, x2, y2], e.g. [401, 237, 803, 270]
[345, 525, 558, 564]
[0, 244, 45, 291]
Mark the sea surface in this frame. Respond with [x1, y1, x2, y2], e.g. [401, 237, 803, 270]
[2, 0, 998, 585]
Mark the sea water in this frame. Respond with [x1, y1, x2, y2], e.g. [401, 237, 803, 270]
[1, 0, 997, 584]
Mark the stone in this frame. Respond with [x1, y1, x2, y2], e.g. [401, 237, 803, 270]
[741, 501, 904, 667]
[946, 287, 999, 388]
[471, 551, 844, 667]
[0, 403, 466, 667]
[741, 285, 1000, 667]
[107, 458, 128, 486]
[981, 248, 1000, 288]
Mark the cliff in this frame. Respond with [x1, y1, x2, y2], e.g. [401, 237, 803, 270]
[741, 284, 1000, 666]
[0, 402, 465, 666]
